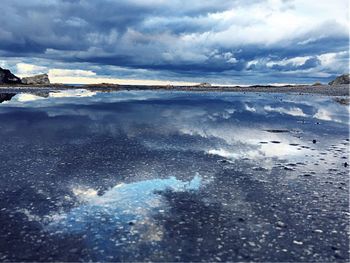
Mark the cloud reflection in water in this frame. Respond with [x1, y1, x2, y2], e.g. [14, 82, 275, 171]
[0, 90, 348, 261]
[48, 174, 202, 234]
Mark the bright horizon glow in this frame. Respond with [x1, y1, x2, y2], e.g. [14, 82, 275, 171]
[48, 76, 307, 86]
[15, 66, 305, 86]
[49, 76, 199, 86]
[16, 73, 200, 86]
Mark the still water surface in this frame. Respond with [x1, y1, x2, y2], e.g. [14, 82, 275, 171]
[0, 90, 348, 261]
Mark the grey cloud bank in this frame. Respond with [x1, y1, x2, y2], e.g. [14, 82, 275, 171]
[0, 0, 349, 84]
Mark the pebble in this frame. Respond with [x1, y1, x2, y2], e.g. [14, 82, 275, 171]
[334, 251, 343, 259]
[276, 221, 287, 228]
[248, 241, 256, 247]
[293, 240, 303, 245]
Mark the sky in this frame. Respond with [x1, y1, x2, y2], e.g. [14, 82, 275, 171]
[0, 0, 349, 85]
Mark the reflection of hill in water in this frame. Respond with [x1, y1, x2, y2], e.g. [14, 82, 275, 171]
[0, 92, 51, 104]
[0, 93, 16, 103]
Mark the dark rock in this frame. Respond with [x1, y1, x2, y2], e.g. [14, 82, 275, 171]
[344, 162, 348, 168]
[334, 251, 343, 259]
[329, 74, 350, 85]
[265, 129, 289, 133]
[22, 74, 50, 85]
[331, 246, 338, 251]
[276, 221, 287, 228]
[82, 83, 120, 89]
[289, 143, 299, 146]
[0, 67, 22, 84]
[312, 140, 317, 144]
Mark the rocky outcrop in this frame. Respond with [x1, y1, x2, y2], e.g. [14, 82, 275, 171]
[195, 82, 212, 87]
[329, 74, 349, 85]
[22, 74, 50, 85]
[0, 67, 22, 84]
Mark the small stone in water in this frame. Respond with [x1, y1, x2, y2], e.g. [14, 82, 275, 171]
[276, 221, 287, 228]
[293, 240, 303, 245]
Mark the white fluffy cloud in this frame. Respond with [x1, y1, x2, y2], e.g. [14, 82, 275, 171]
[48, 69, 96, 78]
[16, 63, 47, 76]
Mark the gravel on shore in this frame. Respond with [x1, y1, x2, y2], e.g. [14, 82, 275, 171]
[0, 84, 348, 96]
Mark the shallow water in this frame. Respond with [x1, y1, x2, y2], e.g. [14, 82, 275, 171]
[0, 89, 349, 262]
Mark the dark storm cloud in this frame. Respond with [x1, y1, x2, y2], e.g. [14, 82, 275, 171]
[0, 0, 348, 84]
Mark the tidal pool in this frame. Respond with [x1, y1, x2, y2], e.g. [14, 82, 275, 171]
[0, 89, 348, 262]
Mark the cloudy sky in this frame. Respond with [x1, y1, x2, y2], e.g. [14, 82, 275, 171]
[0, 0, 349, 85]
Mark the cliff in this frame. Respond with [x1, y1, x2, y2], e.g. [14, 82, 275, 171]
[0, 67, 22, 84]
[22, 74, 50, 85]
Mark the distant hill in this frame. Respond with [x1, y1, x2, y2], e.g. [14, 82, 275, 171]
[0, 67, 21, 84]
[22, 74, 50, 85]
[329, 74, 349, 85]
[0, 67, 51, 85]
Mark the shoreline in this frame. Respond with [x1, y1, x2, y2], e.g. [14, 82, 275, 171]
[0, 83, 348, 96]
